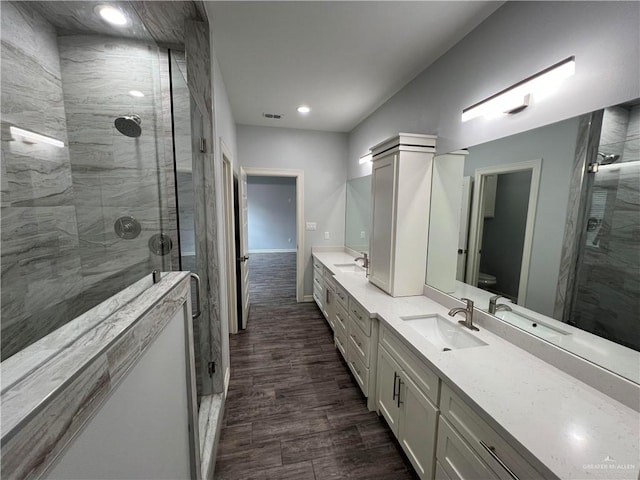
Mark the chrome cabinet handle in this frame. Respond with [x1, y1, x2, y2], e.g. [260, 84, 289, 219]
[480, 441, 520, 480]
[352, 309, 362, 320]
[351, 361, 362, 377]
[190, 273, 202, 319]
[392, 372, 399, 401]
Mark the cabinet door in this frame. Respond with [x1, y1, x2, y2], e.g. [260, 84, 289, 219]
[398, 373, 438, 480]
[376, 345, 401, 436]
[369, 154, 396, 294]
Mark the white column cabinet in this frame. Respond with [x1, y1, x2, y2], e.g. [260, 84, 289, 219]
[369, 133, 437, 297]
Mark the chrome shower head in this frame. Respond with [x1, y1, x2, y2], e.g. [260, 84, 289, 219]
[114, 114, 142, 137]
[598, 152, 620, 165]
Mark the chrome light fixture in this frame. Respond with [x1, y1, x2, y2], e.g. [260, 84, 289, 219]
[359, 151, 372, 164]
[462, 56, 575, 122]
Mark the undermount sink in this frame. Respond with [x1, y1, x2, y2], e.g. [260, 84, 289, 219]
[400, 314, 487, 351]
[333, 263, 365, 273]
[495, 310, 570, 339]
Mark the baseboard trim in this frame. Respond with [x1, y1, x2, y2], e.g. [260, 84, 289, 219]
[248, 249, 297, 253]
[302, 294, 314, 303]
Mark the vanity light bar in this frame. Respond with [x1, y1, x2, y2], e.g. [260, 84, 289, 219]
[462, 56, 576, 122]
[9, 126, 65, 148]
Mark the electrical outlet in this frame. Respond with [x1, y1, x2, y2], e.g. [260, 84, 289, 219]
[324, 231, 330, 240]
[360, 231, 366, 239]
[306, 222, 317, 231]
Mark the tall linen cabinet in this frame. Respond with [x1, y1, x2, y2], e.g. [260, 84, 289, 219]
[369, 133, 436, 297]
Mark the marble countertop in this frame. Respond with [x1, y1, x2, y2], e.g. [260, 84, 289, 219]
[450, 281, 640, 384]
[312, 249, 640, 480]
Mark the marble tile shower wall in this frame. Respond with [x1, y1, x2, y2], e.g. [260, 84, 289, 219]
[1, 2, 81, 359]
[1, 3, 175, 360]
[571, 105, 640, 350]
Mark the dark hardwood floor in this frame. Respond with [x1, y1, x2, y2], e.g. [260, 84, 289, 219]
[215, 252, 418, 480]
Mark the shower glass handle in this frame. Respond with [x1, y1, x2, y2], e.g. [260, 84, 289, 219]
[190, 273, 202, 319]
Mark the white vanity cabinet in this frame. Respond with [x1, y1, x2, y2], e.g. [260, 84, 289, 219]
[312, 258, 325, 311]
[369, 133, 436, 297]
[345, 297, 379, 411]
[377, 325, 440, 479]
[323, 274, 337, 330]
[437, 383, 543, 480]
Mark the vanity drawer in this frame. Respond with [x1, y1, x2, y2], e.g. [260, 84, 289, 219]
[313, 269, 324, 291]
[335, 328, 347, 359]
[335, 284, 349, 309]
[437, 416, 496, 480]
[347, 345, 369, 396]
[440, 383, 543, 480]
[313, 257, 323, 273]
[379, 325, 439, 404]
[348, 297, 372, 336]
[348, 320, 371, 367]
[334, 302, 349, 334]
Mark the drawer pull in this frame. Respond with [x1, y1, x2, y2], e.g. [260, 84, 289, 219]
[397, 378, 404, 407]
[351, 361, 362, 378]
[352, 309, 363, 320]
[338, 292, 346, 300]
[480, 441, 520, 480]
[351, 334, 363, 348]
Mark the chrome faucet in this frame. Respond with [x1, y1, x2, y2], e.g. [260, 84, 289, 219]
[354, 252, 369, 276]
[488, 295, 512, 314]
[448, 298, 479, 331]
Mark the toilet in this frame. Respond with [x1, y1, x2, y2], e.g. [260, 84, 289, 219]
[478, 272, 497, 289]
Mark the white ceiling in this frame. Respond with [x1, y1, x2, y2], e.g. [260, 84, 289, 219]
[209, 1, 503, 132]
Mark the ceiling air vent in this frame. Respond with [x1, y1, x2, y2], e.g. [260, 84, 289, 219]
[262, 113, 283, 119]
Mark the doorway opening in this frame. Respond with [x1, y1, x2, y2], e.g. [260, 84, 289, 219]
[234, 167, 305, 330]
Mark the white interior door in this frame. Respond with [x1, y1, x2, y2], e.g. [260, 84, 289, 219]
[238, 167, 250, 329]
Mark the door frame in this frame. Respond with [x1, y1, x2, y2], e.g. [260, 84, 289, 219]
[241, 167, 305, 303]
[221, 141, 238, 335]
[466, 159, 541, 305]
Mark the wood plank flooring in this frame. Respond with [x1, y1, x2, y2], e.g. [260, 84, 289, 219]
[215, 252, 418, 480]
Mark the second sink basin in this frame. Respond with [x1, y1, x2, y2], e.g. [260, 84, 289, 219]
[333, 263, 365, 273]
[400, 314, 487, 351]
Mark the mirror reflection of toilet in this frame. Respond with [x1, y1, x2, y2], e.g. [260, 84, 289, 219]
[478, 272, 497, 289]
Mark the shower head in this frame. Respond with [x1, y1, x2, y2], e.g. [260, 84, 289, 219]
[598, 152, 620, 165]
[114, 114, 142, 137]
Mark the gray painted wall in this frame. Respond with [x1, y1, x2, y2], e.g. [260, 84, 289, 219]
[237, 125, 348, 298]
[247, 176, 297, 251]
[348, 1, 640, 179]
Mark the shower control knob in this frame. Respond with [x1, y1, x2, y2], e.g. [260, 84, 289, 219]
[114, 216, 141, 239]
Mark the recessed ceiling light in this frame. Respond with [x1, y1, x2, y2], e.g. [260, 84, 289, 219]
[297, 105, 311, 114]
[129, 90, 145, 98]
[97, 5, 128, 26]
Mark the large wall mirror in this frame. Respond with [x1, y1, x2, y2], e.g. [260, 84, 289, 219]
[345, 175, 371, 253]
[426, 99, 640, 384]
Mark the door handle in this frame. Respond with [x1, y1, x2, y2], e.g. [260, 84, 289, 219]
[190, 273, 202, 319]
[238, 255, 249, 262]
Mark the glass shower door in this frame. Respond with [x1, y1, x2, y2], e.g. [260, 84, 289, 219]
[569, 136, 640, 351]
